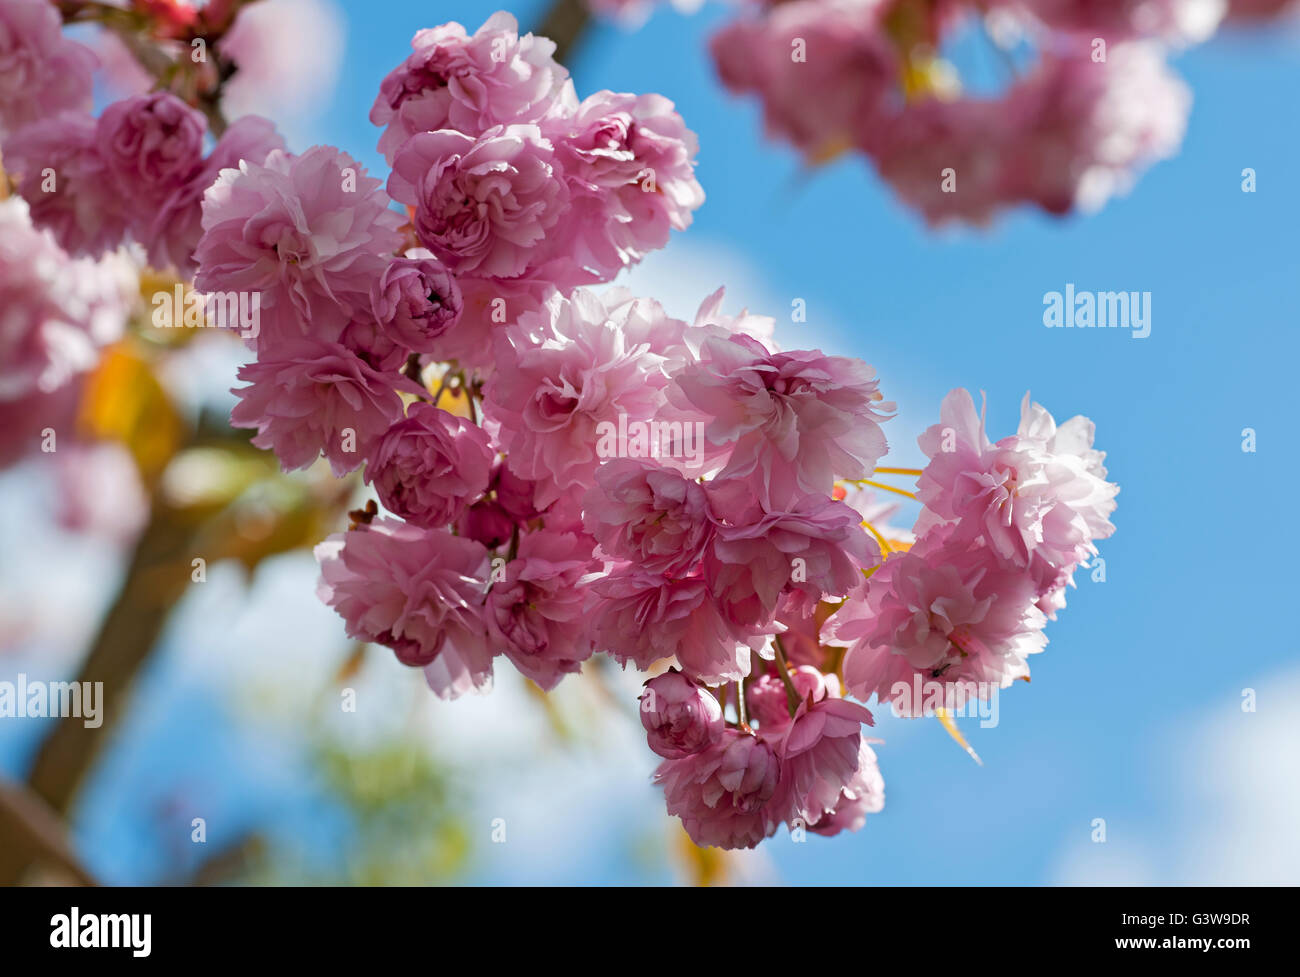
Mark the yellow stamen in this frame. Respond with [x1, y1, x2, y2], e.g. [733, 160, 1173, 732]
[861, 520, 893, 556]
[873, 467, 923, 477]
[936, 708, 983, 766]
[850, 479, 917, 501]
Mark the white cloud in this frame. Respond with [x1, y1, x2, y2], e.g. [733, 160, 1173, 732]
[1052, 663, 1300, 884]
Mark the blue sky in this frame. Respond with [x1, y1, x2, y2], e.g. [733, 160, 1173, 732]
[3, 1, 1298, 885]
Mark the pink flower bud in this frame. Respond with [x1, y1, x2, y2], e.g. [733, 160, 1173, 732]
[639, 669, 724, 759]
[370, 254, 463, 354]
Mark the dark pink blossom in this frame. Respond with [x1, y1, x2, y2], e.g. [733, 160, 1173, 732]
[315, 519, 494, 699]
[230, 338, 423, 476]
[365, 403, 496, 527]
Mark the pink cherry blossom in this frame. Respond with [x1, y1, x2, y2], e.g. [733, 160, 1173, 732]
[485, 289, 674, 508]
[808, 740, 885, 836]
[591, 571, 754, 682]
[828, 525, 1048, 711]
[365, 402, 496, 528]
[369, 252, 464, 354]
[96, 93, 206, 207]
[999, 44, 1191, 217]
[388, 124, 569, 280]
[485, 530, 600, 690]
[229, 338, 423, 476]
[916, 388, 1118, 573]
[871, 95, 1012, 227]
[672, 332, 894, 504]
[0, 0, 97, 139]
[582, 459, 714, 575]
[771, 695, 875, 828]
[639, 669, 725, 759]
[195, 145, 404, 349]
[655, 727, 782, 849]
[710, 0, 897, 162]
[0, 198, 130, 402]
[370, 11, 575, 164]
[704, 478, 879, 629]
[548, 89, 704, 278]
[2, 111, 131, 259]
[315, 518, 494, 699]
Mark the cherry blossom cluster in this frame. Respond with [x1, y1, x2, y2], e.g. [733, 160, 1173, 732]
[0, 2, 1123, 852]
[1, 0, 285, 273]
[706, 0, 1222, 224]
[314, 273, 1117, 849]
[0, 0, 284, 468]
[637, 383, 1115, 849]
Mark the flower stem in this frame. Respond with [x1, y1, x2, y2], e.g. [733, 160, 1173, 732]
[772, 636, 800, 716]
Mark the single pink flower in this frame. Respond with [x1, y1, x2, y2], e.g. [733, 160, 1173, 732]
[582, 459, 714, 575]
[388, 124, 569, 280]
[999, 44, 1191, 217]
[485, 530, 600, 690]
[315, 518, 494, 699]
[0, 0, 97, 138]
[370, 11, 575, 163]
[548, 89, 704, 279]
[639, 669, 725, 759]
[97, 93, 207, 204]
[230, 338, 423, 476]
[771, 694, 875, 828]
[828, 524, 1048, 711]
[655, 728, 782, 850]
[591, 571, 753, 683]
[917, 388, 1118, 574]
[364, 402, 496, 528]
[370, 252, 464, 353]
[485, 289, 674, 508]
[672, 332, 894, 504]
[196, 145, 404, 350]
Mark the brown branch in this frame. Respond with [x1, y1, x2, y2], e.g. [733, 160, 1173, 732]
[536, 0, 592, 67]
[0, 777, 98, 885]
[0, 486, 201, 883]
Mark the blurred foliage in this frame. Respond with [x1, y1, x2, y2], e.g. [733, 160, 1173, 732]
[78, 341, 186, 485]
[243, 738, 473, 886]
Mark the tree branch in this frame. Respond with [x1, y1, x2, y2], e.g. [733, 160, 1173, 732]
[0, 777, 98, 885]
[537, 0, 592, 67]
